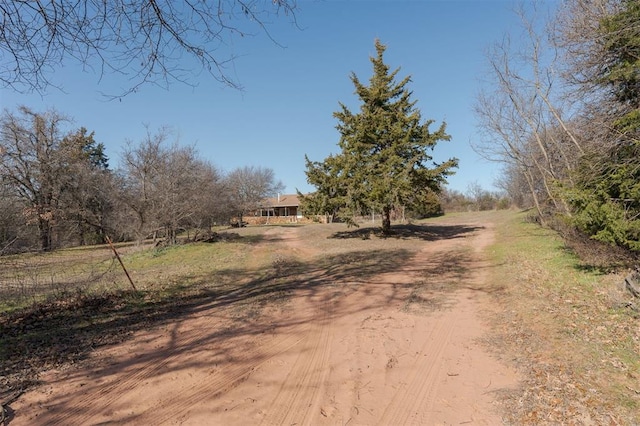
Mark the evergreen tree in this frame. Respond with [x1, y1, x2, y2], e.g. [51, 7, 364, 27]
[565, 0, 640, 252]
[60, 127, 114, 245]
[599, 0, 640, 132]
[303, 40, 457, 234]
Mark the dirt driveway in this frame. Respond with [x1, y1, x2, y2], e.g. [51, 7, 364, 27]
[11, 216, 520, 425]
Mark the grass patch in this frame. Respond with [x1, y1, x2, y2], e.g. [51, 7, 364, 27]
[487, 211, 640, 425]
[0, 234, 277, 396]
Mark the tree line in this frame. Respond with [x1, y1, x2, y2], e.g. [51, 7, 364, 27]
[475, 0, 640, 256]
[0, 106, 283, 253]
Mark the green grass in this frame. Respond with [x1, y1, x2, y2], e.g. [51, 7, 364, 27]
[0, 236, 258, 313]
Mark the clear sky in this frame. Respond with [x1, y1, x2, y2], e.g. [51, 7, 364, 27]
[0, 0, 556, 195]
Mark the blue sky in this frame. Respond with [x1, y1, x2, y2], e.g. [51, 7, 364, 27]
[0, 0, 555, 195]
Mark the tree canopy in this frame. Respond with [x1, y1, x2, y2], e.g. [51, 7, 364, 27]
[599, 0, 640, 131]
[303, 40, 458, 234]
[566, 0, 640, 251]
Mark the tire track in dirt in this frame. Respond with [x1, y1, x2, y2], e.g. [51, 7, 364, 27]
[369, 221, 493, 424]
[36, 228, 312, 425]
[42, 319, 310, 425]
[14, 216, 520, 425]
[141, 330, 308, 425]
[259, 298, 333, 426]
[44, 319, 217, 425]
[14, 228, 309, 425]
[377, 312, 456, 425]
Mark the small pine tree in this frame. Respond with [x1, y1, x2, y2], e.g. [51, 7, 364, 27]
[303, 40, 458, 234]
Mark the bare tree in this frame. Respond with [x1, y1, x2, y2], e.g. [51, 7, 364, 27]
[0, 182, 28, 252]
[118, 127, 229, 244]
[118, 127, 170, 242]
[226, 165, 284, 225]
[152, 143, 216, 244]
[465, 181, 501, 211]
[554, 0, 621, 99]
[186, 160, 231, 237]
[0, 107, 114, 250]
[0, 0, 297, 96]
[57, 128, 115, 246]
[0, 107, 73, 250]
[474, 3, 582, 220]
[494, 162, 534, 209]
[554, 0, 636, 145]
[474, 75, 549, 218]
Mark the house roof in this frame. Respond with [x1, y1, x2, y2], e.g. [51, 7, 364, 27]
[261, 193, 301, 208]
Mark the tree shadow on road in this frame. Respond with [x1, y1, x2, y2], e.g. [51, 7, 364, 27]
[0, 221, 487, 416]
[0, 248, 414, 393]
[330, 223, 484, 241]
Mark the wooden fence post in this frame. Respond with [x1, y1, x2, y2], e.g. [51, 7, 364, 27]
[105, 236, 137, 291]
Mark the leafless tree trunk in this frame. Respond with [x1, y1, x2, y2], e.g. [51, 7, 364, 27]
[119, 127, 168, 243]
[553, 0, 630, 151]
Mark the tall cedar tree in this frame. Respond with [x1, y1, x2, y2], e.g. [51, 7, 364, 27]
[303, 40, 458, 234]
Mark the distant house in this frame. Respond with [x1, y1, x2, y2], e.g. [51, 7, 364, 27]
[245, 193, 305, 225]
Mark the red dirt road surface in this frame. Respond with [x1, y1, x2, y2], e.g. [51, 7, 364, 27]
[11, 217, 520, 425]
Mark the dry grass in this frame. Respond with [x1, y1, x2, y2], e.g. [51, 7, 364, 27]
[485, 211, 640, 425]
[0, 246, 122, 310]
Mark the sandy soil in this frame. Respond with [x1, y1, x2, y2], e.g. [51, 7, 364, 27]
[10, 217, 520, 425]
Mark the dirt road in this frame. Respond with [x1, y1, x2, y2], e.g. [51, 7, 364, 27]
[11, 216, 520, 425]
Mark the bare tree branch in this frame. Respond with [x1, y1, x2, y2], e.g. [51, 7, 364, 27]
[0, 0, 298, 97]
